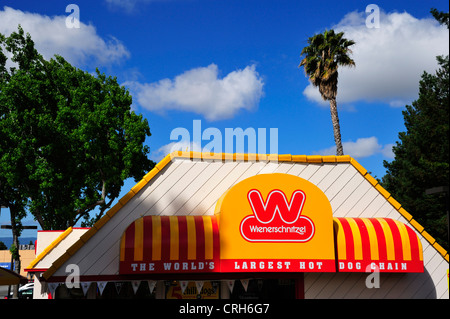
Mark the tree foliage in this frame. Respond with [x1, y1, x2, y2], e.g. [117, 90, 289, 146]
[0, 26, 154, 230]
[382, 56, 449, 248]
[431, 8, 449, 28]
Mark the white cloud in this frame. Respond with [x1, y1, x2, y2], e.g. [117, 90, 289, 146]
[104, 0, 172, 13]
[126, 63, 264, 121]
[315, 136, 394, 159]
[105, 0, 148, 12]
[380, 143, 395, 158]
[303, 10, 449, 107]
[151, 141, 202, 162]
[0, 6, 130, 67]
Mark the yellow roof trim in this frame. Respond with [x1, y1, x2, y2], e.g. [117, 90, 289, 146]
[41, 152, 448, 280]
[348, 157, 448, 260]
[26, 227, 73, 270]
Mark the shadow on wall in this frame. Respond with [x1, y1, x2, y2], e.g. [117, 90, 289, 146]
[304, 269, 437, 299]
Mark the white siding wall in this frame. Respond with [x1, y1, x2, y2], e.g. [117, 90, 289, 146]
[52, 158, 449, 299]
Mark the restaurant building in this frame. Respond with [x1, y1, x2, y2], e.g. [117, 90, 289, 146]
[25, 152, 449, 299]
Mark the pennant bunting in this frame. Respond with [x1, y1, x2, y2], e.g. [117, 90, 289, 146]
[195, 281, 204, 295]
[81, 282, 92, 296]
[97, 282, 108, 296]
[180, 281, 188, 294]
[257, 279, 263, 292]
[240, 279, 249, 292]
[147, 280, 156, 294]
[226, 280, 235, 293]
[115, 282, 124, 295]
[131, 281, 141, 294]
[47, 282, 59, 297]
[40, 281, 48, 295]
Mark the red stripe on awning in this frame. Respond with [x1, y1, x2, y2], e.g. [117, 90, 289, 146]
[160, 217, 170, 262]
[370, 218, 387, 261]
[194, 216, 205, 261]
[143, 216, 153, 261]
[339, 218, 355, 261]
[385, 218, 403, 261]
[178, 216, 188, 261]
[355, 218, 371, 262]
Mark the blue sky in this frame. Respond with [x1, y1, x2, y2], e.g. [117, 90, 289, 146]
[0, 0, 448, 237]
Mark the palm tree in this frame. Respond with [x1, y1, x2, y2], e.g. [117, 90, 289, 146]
[299, 29, 355, 156]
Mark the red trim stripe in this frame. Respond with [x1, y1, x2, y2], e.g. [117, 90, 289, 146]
[338, 218, 355, 262]
[143, 216, 153, 261]
[354, 218, 371, 262]
[178, 216, 188, 261]
[405, 222, 421, 261]
[212, 216, 220, 262]
[370, 218, 387, 261]
[194, 216, 205, 261]
[160, 217, 171, 262]
[385, 218, 403, 261]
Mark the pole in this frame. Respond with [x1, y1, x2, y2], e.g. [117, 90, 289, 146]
[1, 224, 38, 299]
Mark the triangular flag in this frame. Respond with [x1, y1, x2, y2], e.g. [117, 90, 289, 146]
[180, 281, 189, 294]
[115, 282, 124, 295]
[226, 280, 235, 293]
[147, 280, 156, 294]
[40, 281, 48, 295]
[47, 282, 59, 297]
[240, 279, 249, 292]
[195, 281, 204, 295]
[257, 279, 263, 292]
[81, 282, 92, 296]
[97, 282, 108, 296]
[131, 281, 141, 294]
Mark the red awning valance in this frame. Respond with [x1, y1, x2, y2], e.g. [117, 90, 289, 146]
[334, 217, 424, 273]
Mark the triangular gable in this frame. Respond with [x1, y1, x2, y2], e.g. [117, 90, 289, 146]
[25, 227, 89, 272]
[40, 152, 449, 281]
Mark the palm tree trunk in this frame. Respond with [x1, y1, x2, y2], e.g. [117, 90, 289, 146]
[329, 98, 344, 156]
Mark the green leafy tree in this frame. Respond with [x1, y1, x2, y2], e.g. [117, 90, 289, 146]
[0, 26, 155, 232]
[299, 29, 355, 155]
[0, 30, 30, 292]
[431, 8, 449, 28]
[382, 10, 449, 248]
